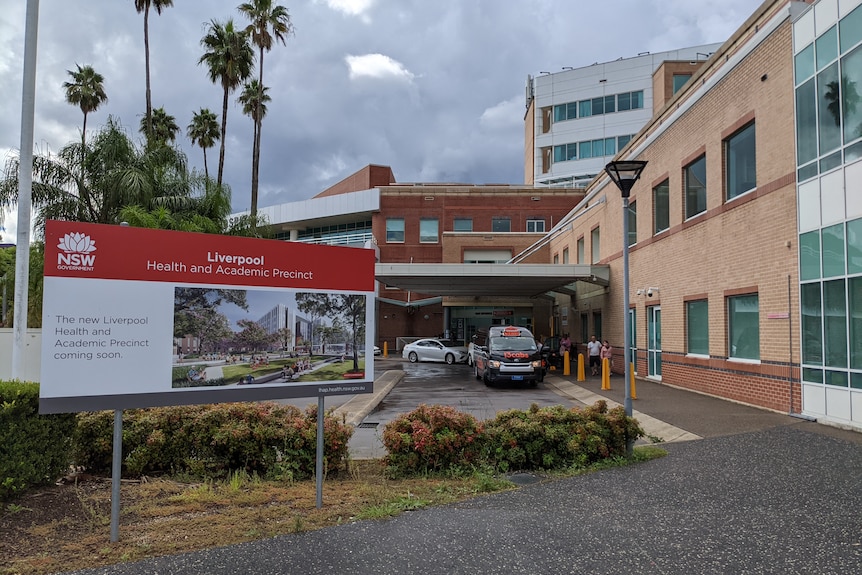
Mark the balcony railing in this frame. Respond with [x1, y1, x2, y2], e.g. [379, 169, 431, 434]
[294, 231, 375, 247]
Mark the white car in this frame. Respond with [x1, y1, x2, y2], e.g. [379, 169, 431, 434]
[402, 339, 469, 365]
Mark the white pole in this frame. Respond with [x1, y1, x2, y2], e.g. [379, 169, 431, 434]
[12, 0, 40, 379]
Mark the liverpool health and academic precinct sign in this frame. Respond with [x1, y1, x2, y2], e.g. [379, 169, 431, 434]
[39, 221, 377, 414]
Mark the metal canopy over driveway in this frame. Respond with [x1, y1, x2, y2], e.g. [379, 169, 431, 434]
[374, 263, 609, 298]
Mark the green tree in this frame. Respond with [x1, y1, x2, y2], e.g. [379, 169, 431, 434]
[237, 0, 293, 222]
[140, 106, 180, 147]
[234, 319, 273, 353]
[199, 19, 255, 187]
[62, 64, 108, 148]
[0, 244, 45, 328]
[134, 0, 174, 141]
[187, 108, 220, 180]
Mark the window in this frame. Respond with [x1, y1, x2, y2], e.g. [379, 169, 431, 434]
[592, 139, 605, 157]
[618, 134, 632, 149]
[553, 143, 577, 162]
[604, 95, 616, 114]
[627, 201, 637, 247]
[824, 279, 847, 368]
[453, 218, 472, 232]
[726, 122, 757, 200]
[419, 218, 438, 243]
[673, 74, 692, 94]
[617, 92, 631, 111]
[728, 294, 759, 360]
[577, 237, 585, 264]
[685, 155, 707, 219]
[492, 217, 511, 232]
[553, 103, 577, 122]
[579, 141, 593, 159]
[526, 219, 545, 233]
[817, 63, 841, 155]
[632, 91, 644, 109]
[605, 137, 616, 156]
[562, 247, 569, 264]
[591, 227, 600, 263]
[553, 253, 559, 264]
[842, 45, 862, 145]
[386, 218, 404, 243]
[796, 78, 818, 167]
[801, 282, 823, 366]
[653, 179, 669, 234]
[591, 97, 604, 115]
[579, 99, 592, 118]
[686, 300, 709, 355]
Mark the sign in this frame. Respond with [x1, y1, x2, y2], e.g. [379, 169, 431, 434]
[40, 221, 376, 413]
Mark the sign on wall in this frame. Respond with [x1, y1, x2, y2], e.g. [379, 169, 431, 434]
[40, 221, 376, 414]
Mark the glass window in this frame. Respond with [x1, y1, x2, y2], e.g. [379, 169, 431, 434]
[577, 237, 584, 264]
[822, 223, 845, 277]
[654, 179, 669, 234]
[632, 90, 644, 109]
[618, 92, 631, 111]
[728, 294, 759, 360]
[604, 95, 616, 113]
[801, 282, 823, 365]
[567, 102, 578, 120]
[726, 122, 756, 200]
[796, 79, 818, 165]
[566, 143, 577, 161]
[795, 44, 814, 84]
[579, 141, 593, 159]
[419, 218, 438, 243]
[554, 104, 567, 122]
[817, 62, 842, 155]
[685, 155, 707, 219]
[816, 26, 838, 70]
[627, 201, 637, 247]
[386, 218, 404, 243]
[841, 46, 862, 144]
[579, 99, 592, 118]
[848, 217, 862, 274]
[562, 247, 569, 264]
[824, 279, 847, 368]
[592, 139, 605, 157]
[526, 219, 545, 233]
[453, 218, 472, 232]
[618, 134, 632, 149]
[686, 300, 709, 355]
[592, 97, 604, 115]
[673, 74, 692, 94]
[840, 4, 862, 53]
[554, 253, 559, 264]
[553, 145, 566, 163]
[605, 137, 616, 156]
[850, 277, 862, 370]
[800, 230, 821, 280]
[591, 227, 600, 263]
[492, 217, 511, 233]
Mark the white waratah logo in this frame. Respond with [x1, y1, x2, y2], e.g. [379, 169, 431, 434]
[57, 232, 97, 270]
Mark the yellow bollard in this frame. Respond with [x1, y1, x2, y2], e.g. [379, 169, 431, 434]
[601, 358, 611, 390]
[630, 363, 637, 399]
[383, 341, 388, 358]
[577, 353, 585, 381]
[563, 350, 571, 376]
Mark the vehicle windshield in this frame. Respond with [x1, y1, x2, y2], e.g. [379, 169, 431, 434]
[489, 336, 537, 352]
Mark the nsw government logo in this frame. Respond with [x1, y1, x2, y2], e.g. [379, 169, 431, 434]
[57, 232, 97, 271]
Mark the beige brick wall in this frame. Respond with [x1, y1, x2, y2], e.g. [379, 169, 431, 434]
[553, 15, 802, 412]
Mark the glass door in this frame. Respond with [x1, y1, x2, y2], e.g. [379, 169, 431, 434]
[648, 306, 662, 379]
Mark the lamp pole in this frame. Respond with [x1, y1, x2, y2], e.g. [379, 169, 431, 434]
[604, 160, 647, 455]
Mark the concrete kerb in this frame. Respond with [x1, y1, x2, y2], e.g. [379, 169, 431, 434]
[543, 375, 702, 444]
[332, 370, 404, 427]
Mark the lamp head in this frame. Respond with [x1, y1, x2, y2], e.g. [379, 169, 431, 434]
[605, 160, 648, 198]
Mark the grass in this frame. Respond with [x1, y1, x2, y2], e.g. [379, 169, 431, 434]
[0, 448, 665, 575]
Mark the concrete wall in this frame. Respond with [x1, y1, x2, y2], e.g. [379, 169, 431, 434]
[0, 329, 42, 382]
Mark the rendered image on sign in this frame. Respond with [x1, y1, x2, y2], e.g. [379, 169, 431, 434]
[172, 288, 368, 389]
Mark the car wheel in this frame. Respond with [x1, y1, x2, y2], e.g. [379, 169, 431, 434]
[408, 351, 418, 363]
[483, 370, 492, 387]
[445, 353, 455, 365]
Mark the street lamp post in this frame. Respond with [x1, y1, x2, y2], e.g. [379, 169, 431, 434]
[604, 160, 647, 455]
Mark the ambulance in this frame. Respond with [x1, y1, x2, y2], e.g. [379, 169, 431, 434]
[473, 325, 543, 387]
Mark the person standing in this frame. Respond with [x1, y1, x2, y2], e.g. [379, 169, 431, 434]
[587, 335, 602, 376]
[600, 340, 613, 369]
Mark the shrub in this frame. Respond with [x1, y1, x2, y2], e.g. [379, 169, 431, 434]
[73, 402, 353, 480]
[0, 380, 77, 501]
[382, 404, 484, 477]
[483, 401, 644, 472]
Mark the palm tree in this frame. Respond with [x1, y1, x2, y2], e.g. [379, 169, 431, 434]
[140, 106, 180, 147]
[238, 0, 293, 221]
[187, 108, 220, 180]
[199, 19, 255, 187]
[62, 64, 108, 148]
[238, 80, 271, 133]
[134, 0, 174, 141]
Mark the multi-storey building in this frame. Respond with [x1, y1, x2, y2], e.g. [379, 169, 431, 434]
[525, 43, 721, 189]
[544, 0, 862, 432]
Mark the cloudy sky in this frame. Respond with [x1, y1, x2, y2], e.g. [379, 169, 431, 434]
[0, 0, 764, 243]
